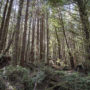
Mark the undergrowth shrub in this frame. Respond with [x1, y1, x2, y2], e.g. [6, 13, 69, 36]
[63, 72, 90, 90]
[0, 65, 33, 90]
[0, 77, 6, 90]
[0, 65, 90, 90]
[54, 70, 66, 76]
[31, 71, 46, 84]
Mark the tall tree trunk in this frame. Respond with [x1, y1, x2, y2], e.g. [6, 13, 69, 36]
[1, 8, 17, 56]
[20, 0, 29, 66]
[75, 0, 90, 70]
[43, 15, 45, 62]
[0, 0, 14, 53]
[30, 17, 36, 63]
[53, 42, 57, 60]
[13, 0, 24, 65]
[0, 0, 8, 40]
[36, 17, 40, 62]
[0, 0, 9, 51]
[0, 0, 3, 13]
[40, 15, 44, 61]
[55, 27, 62, 59]
[2, 30, 15, 55]
[58, 10, 75, 69]
[46, 12, 49, 64]
[25, 18, 32, 62]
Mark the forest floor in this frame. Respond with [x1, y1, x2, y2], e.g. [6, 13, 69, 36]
[0, 64, 90, 90]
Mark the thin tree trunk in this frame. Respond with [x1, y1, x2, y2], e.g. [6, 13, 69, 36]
[46, 12, 49, 64]
[43, 15, 45, 62]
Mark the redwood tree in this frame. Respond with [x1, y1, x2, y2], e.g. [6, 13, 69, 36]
[20, 0, 29, 66]
[13, 0, 24, 65]
[74, 0, 90, 70]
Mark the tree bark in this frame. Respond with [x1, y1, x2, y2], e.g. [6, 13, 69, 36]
[30, 17, 36, 63]
[46, 12, 49, 64]
[13, 0, 24, 65]
[55, 27, 62, 59]
[74, 0, 90, 70]
[2, 30, 15, 55]
[20, 0, 29, 66]
[0, 0, 14, 52]
[25, 18, 32, 62]
[0, 0, 9, 52]
[36, 17, 40, 62]
[58, 10, 75, 69]
[40, 15, 44, 61]
[0, 0, 8, 40]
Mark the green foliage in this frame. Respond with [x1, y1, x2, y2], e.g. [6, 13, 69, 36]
[55, 70, 66, 76]
[47, 71, 90, 90]
[87, 0, 90, 7]
[56, 58, 69, 68]
[0, 65, 32, 90]
[0, 65, 90, 90]
[28, 70, 48, 90]
[50, 17, 60, 28]
[44, 66, 55, 76]
[48, 0, 67, 7]
[0, 65, 29, 78]
[63, 72, 90, 90]
[31, 71, 46, 84]
[0, 77, 6, 90]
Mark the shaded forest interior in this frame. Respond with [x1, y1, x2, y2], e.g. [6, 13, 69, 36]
[0, 0, 90, 90]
